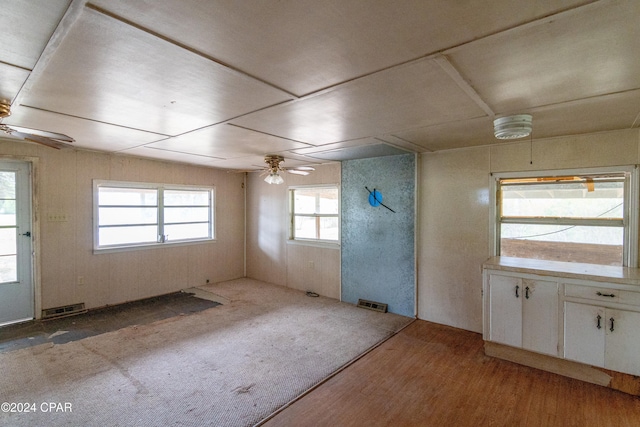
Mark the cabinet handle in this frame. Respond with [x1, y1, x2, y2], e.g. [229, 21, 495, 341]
[596, 315, 602, 329]
[610, 317, 615, 332]
[597, 291, 615, 298]
[525, 286, 530, 299]
[515, 285, 519, 298]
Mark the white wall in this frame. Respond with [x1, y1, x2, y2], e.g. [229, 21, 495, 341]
[418, 129, 640, 333]
[6, 126, 636, 328]
[246, 163, 341, 299]
[0, 138, 245, 313]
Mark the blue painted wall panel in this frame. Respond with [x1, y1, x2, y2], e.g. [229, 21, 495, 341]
[341, 154, 415, 317]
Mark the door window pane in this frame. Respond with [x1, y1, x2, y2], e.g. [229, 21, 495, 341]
[0, 171, 17, 282]
[0, 172, 16, 199]
[0, 255, 17, 283]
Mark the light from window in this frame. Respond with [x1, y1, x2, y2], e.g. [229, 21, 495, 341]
[163, 189, 212, 241]
[496, 172, 632, 266]
[290, 186, 339, 242]
[95, 181, 214, 250]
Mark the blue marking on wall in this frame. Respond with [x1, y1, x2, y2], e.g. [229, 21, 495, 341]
[341, 154, 415, 317]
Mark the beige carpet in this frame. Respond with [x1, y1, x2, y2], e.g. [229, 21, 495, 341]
[0, 278, 412, 426]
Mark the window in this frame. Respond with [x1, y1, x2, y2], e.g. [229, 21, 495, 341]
[289, 186, 339, 243]
[491, 167, 638, 267]
[94, 180, 214, 251]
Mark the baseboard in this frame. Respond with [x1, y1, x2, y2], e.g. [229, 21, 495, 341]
[484, 341, 640, 396]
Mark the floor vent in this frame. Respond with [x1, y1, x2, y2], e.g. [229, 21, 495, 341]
[357, 299, 388, 313]
[42, 303, 87, 320]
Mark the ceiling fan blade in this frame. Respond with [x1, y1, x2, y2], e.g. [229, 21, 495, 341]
[10, 130, 69, 150]
[6, 125, 74, 143]
[287, 169, 311, 175]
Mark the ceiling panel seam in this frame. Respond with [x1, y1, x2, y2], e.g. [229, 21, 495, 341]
[504, 87, 640, 117]
[432, 54, 495, 118]
[15, 104, 171, 137]
[169, 99, 299, 138]
[0, 60, 32, 73]
[287, 1, 602, 100]
[224, 123, 315, 148]
[377, 136, 431, 153]
[85, 3, 299, 100]
[13, 0, 89, 107]
[442, 0, 605, 55]
[143, 145, 226, 160]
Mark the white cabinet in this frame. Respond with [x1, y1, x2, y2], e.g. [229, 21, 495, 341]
[483, 257, 640, 393]
[486, 273, 558, 356]
[565, 301, 640, 376]
[564, 302, 605, 367]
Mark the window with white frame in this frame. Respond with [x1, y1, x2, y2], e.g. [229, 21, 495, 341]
[94, 180, 214, 250]
[289, 185, 339, 243]
[491, 167, 638, 267]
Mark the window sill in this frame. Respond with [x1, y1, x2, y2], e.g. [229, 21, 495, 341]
[287, 239, 340, 250]
[94, 238, 216, 254]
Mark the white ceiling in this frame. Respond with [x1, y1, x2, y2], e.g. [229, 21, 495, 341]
[1, 0, 639, 170]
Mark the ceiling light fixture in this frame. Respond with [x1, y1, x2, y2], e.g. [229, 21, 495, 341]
[262, 154, 315, 184]
[264, 154, 285, 185]
[264, 171, 284, 185]
[493, 114, 532, 139]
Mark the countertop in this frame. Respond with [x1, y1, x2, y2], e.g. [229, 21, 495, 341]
[483, 256, 640, 286]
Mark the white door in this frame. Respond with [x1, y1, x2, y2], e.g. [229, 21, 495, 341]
[605, 308, 640, 376]
[564, 301, 605, 367]
[488, 274, 522, 348]
[0, 160, 34, 326]
[522, 279, 558, 356]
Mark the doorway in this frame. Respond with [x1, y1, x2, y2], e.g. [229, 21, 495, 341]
[0, 160, 34, 326]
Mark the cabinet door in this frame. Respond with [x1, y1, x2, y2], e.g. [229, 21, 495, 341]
[605, 309, 640, 376]
[488, 274, 522, 348]
[564, 302, 605, 367]
[522, 279, 558, 356]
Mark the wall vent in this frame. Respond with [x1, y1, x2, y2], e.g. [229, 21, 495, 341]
[357, 299, 388, 313]
[42, 303, 87, 320]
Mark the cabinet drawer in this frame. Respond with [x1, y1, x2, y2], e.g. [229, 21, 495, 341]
[618, 290, 640, 306]
[564, 284, 640, 306]
[565, 284, 619, 302]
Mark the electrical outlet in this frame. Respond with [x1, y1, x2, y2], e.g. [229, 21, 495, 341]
[77, 276, 85, 286]
[309, 261, 315, 269]
[48, 213, 68, 222]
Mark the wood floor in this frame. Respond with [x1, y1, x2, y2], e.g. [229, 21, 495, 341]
[262, 320, 640, 427]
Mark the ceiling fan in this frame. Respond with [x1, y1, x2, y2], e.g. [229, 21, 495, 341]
[263, 154, 315, 184]
[0, 101, 74, 149]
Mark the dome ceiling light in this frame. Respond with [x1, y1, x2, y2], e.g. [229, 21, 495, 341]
[493, 114, 533, 140]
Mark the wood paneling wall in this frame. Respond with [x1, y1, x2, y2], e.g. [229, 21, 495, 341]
[0, 138, 245, 313]
[418, 128, 640, 333]
[246, 163, 341, 299]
